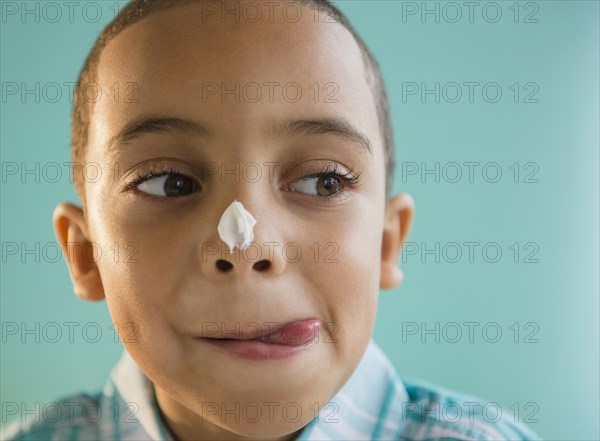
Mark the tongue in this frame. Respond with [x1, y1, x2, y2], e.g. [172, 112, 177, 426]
[255, 320, 321, 346]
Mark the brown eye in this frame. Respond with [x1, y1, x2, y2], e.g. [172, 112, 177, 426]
[317, 176, 341, 196]
[164, 175, 197, 196]
[137, 174, 198, 197]
[290, 174, 342, 197]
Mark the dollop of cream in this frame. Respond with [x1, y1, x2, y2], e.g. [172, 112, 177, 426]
[217, 200, 257, 252]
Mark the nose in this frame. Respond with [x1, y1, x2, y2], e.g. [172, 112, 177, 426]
[199, 202, 287, 279]
[208, 239, 284, 277]
[215, 252, 271, 273]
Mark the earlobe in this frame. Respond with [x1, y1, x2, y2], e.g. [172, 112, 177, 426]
[53, 203, 105, 301]
[380, 193, 415, 290]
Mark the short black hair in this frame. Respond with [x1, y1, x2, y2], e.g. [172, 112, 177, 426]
[71, 0, 395, 203]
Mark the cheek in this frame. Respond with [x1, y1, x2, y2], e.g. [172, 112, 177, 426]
[98, 249, 186, 383]
[101, 236, 187, 315]
[89, 186, 190, 304]
[87, 206, 190, 362]
[300, 214, 381, 355]
[335, 235, 380, 333]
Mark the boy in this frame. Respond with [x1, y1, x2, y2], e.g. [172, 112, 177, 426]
[5, 0, 540, 439]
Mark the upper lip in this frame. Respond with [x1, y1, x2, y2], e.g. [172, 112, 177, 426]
[196, 320, 316, 341]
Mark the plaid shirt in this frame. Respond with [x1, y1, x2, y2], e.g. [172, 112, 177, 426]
[3, 339, 541, 440]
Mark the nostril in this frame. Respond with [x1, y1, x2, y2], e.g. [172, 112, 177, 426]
[253, 260, 271, 272]
[216, 259, 233, 272]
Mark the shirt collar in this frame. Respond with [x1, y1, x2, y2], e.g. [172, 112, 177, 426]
[103, 351, 174, 441]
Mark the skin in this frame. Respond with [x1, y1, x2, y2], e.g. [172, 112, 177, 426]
[53, 2, 414, 440]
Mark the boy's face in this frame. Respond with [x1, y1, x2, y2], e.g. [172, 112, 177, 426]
[54, 2, 413, 439]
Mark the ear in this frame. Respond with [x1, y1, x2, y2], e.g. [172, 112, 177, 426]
[53, 202, 105, 301]
[380, 193, 415, 290]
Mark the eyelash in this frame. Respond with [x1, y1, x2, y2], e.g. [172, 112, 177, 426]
[124, 162, 362, 200]
[294, 162, 362, 199]
[124, 164, 188, 193]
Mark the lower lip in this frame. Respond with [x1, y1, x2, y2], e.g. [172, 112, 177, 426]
[198, 319, 321, 360]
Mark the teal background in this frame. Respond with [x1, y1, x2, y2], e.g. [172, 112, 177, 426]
[1, 1, 598, 439]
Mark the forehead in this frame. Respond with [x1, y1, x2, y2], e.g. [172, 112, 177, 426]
[91, 2, 383, 162]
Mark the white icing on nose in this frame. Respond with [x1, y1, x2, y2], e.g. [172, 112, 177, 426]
[217, 200, 257, 252]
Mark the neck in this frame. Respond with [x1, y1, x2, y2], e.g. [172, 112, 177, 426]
[154, 386, 303, 441]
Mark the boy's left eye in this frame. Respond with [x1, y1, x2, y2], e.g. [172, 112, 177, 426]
[288, 174, 343, 197]
[136, 173, 198, 197]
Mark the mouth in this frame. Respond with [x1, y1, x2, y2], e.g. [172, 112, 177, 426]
[196, 319, 321, 360]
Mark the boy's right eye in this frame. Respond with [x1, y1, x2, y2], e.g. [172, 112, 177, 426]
[136, 173, 199, 197]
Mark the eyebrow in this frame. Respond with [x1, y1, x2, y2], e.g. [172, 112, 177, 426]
[107, 115, 373, 157]
[107, 115, 210, 153]
[272, 117, 373, 158]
